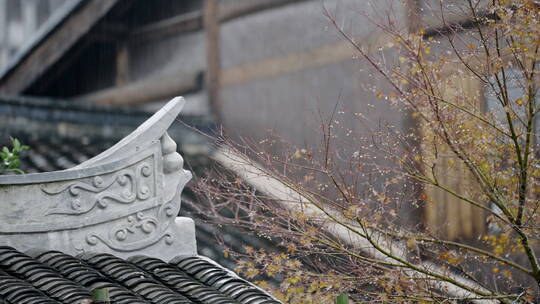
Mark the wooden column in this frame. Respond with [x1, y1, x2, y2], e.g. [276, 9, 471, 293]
[22, 0, 37, 41]
[0, 0, 7, 66]
[203, 0, 222, 123]
[423, 68, 485, 240]
[399, 0, 426, 229]
[115, 41, 129, 87]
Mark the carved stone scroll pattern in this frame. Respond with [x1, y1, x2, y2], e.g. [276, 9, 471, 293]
[83, 192, 179, 252]
[81, 133, 187, 253]
[42, 159, 155, 216]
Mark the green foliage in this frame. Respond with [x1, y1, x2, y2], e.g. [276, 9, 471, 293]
[335, 294, 349, 304]
[92, 288, 110, 304]
[0, 137, 29, 175]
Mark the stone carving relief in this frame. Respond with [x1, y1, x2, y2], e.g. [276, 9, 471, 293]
[84, 210, 173, 252]
[42, 158, 156, 216]
[74, 132, 186, 253]
[0, 97, 197, 260]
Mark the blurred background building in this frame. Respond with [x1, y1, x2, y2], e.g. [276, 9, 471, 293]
[0, 0, 488, 257]
[0, 0, 68, 67]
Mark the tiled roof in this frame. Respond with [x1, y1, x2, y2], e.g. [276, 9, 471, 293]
[0, 246, 280, 304]
[0, 95, 279, 284]
[15, 135, 115, 173]
[0, 134, 275, 270]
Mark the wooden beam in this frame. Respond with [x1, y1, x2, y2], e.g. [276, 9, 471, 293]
[0, 0, 120, 94]
[220, 33, 393, 87]
[90, 22, 128, 42]
[129, 11, 202, 43]
[423, 11, 493, 39]
[75, 71, 200, 106]
[129, 0, 310, 43]
[79, 30, 392, 106]
[204, 0, 221, 123]
[219, 0, 309, 23]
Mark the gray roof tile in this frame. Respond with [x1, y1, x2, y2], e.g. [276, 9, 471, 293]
[0, 247, 280, 304]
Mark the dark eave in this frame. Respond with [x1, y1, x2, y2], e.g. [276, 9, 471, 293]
[0, 0, 120, 95]
[0, 0, 312, 97]
[0, 95, 215, 160]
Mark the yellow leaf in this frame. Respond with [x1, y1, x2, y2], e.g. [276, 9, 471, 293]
[245, 246, 254, 255]
[502, 269, 512, 279]
[406, 239, 417, 249]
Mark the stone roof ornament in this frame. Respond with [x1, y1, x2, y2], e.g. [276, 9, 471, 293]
[0, 97, 196, 261]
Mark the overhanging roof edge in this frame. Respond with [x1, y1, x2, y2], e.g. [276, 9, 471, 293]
[0, 0, 86, 81]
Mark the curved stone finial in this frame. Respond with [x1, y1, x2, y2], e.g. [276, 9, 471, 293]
[0, 97, 195, 261]
[73, 96, 186, 169]
[161, 132, 184, 174]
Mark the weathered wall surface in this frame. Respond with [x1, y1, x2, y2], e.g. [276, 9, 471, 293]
[129, 31, 205, 83]
[124, 0, 408, 145]
[218, 0, 407, 148]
